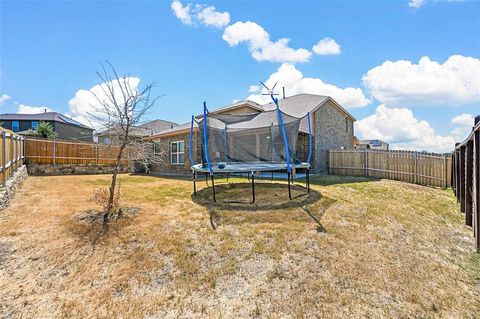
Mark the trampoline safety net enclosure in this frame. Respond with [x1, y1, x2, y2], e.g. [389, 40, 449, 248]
[190, 95, 312, 203]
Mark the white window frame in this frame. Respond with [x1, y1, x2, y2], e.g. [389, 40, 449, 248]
[12, 121, 19, 132]
[170, 140, 185, 165]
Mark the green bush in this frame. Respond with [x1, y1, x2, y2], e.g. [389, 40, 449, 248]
[28, 121, 57, 139]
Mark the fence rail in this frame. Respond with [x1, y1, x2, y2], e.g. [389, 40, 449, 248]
[0, 128, 25, 187]
[452, 115, 480, 252]
[329, 149, 451, 188]
[25, 138, 131, 166]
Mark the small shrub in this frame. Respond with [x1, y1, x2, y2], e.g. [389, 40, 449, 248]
[28, 121, 57, 139]
[89, 180, 122, 222]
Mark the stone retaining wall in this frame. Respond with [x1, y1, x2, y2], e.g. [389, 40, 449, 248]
[0, 165, 28, 210]
[27, 164, 131, 176]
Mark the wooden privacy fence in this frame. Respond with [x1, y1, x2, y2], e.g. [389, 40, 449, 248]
[452, 115, 479, 252]
[25, 138, 132, 166]
[329, 149, 452, 188]
[0, 128, 25, 187]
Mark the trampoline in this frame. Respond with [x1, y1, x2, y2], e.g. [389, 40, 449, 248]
[190, 95, 312, 203]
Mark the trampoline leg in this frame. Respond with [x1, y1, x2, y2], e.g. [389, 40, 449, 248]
[306, 168, 310, 193]
[205, 172, 209, 187]
[251, 173, 255, 203]
[211, 175, 216, 202]
[193, 171, 197, 196]
[288, 171, 292, 200]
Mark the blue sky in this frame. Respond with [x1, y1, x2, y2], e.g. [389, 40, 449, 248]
[1, 0, 479, 152]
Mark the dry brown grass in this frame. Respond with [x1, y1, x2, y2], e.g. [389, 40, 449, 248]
[0, 173, 479, 318]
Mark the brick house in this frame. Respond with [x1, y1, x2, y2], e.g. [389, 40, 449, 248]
[145, 94, 356, 175]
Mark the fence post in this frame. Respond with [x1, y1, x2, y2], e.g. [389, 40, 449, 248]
[23, 137, 26, 165]
[95, 143, 99, 165]
[444, 155, 448, 188]
[414, 152, 418, 184]
[328, 150, 331, 174]
[53, 139, 56, 165]
[15, 136, 18, 172]
[10, 134, 13, 177]
[364, 148, 368, 177]
[1, 131, 5, 187]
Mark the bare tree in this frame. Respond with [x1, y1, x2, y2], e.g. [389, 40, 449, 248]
[89, 61, 161, 223]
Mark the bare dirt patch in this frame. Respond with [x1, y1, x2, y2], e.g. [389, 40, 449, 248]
[0, 174, 479, 318]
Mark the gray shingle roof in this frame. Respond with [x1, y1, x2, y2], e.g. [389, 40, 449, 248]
[0, 112, 92, 130]
[137, 119, 178, 134]
[148, 93, 356, 138]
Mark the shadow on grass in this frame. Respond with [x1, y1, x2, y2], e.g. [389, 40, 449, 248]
[192, 181, 335, 231]
[65, 209, 139, 250]
[192, 182, 322, 211]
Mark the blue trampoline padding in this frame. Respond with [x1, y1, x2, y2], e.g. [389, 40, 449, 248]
[203, 102, 212, 174]
[191, 162, 310, 173]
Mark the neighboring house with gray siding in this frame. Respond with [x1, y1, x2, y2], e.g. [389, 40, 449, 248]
[145, 93, 355, 174]
[0, 112, 93, 141]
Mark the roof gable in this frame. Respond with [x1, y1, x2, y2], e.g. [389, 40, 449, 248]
[261, 93, 355, 121]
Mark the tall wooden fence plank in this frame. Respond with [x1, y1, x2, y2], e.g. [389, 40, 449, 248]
[329, 149, 451, 188]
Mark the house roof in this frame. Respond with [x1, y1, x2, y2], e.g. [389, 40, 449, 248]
[0, 112, 93, 130]
[146, 93, 356, 139]
[262, 94, 356, 121]
[137, 119, 178, 133]
[359, 139, 389, 146]
[97, 119, 179, 138]
[144, 121, 196, 139]
[210, 100, 263, 114]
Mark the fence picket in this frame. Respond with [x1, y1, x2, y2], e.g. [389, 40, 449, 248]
[329, 149, 451, 188]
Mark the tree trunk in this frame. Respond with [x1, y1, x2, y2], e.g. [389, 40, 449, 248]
[106, 142, 127, 223]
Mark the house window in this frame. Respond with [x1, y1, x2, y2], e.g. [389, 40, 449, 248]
[31, 121, 39, 129]
[103, 137, 112, 145]
[345, 118, 349, 132]
[12, 121, 19, 132]
[170, 141, 184, 164]
[154, 142, 162, 156]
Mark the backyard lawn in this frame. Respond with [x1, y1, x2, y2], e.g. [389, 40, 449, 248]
[0, 173, 479, 318]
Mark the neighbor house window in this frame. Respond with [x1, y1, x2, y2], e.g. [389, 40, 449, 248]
[103, 137, 111, 145]
[345, 118, 349, 132]
[170, 141, 184, 164]
[12, 121, 19, 132]
[154, 142, 162, 156]
[31, 121, 39, 129]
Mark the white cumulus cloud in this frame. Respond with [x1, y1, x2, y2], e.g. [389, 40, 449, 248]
[450, 113, 475, 141]
[312, 38, 341, 55]
[68, 77, 141, 130]
[355, 105, 456, 153]
[171, 0, 230, 28]
[247, 63, 370, 108]
[248, 85, 259, 93]
[363, 55, 480, 107]
[408, 0, 426, 8]
[223, 21, 312, 63]
[451, 113, 474, 127]
[171, 0, 193, 25]
[195, 4, 230, 28]
[0, 94, 11, 106]
[17, 104, 53, 114]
